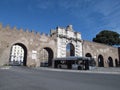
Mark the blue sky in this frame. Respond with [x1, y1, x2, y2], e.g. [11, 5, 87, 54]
[0, 0, 120, 41]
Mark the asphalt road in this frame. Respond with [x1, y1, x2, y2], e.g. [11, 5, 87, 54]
[0, 66, 120, 90]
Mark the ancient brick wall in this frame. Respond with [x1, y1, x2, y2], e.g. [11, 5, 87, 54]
[118, 47, 120, 66]
[83, 40, 119, 67]
[0, 24, 57, 67]
[0, 24, 119, 68]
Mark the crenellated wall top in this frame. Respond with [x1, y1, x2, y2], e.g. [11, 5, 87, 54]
[0, 23, 51, 38]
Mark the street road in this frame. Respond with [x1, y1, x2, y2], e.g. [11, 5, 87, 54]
[0, 66, 120, 90]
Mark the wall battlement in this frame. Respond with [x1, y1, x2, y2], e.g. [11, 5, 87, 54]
[0, 23, 50, 38]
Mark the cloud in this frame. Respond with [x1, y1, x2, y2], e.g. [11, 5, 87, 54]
[26, 0, 120, 34]
[27, 0, 54, 11]
[93, 0, 120, 33]
[57, 0, 80, 9]
[36, 0, 54, 9]
[93, 0, 120, 16]
[64, 0, 120, 33]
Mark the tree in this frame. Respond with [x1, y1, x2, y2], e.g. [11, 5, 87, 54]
[93, 30, 120, 46]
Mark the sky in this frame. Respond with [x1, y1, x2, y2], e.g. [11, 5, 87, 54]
[0, 0, 120, 41]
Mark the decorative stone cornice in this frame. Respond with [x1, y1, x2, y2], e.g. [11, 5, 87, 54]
[58, 34, 82, 42]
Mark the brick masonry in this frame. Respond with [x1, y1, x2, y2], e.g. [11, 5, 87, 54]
[0, 24, 119, 67]
[83, 40, 119, 67]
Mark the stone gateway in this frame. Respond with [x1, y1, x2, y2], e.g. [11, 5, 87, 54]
[0, 24, 119, 67]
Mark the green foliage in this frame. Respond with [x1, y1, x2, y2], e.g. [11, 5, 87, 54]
[93, 30, 120, 46]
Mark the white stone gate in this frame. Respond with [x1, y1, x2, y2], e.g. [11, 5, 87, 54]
[51, 25, 82, 58]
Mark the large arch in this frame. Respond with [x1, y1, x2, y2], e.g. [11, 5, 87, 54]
[108, 57, 113, 67]
[66, 43, 75, 57]
[98, 55, 104, 67]
[9, 43, 27, 66]
[40, 47, 54, 67]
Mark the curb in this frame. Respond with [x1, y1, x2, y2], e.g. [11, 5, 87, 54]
[36, 67, 120, 75]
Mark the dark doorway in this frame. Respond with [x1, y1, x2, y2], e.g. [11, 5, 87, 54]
[9, 43, 27, 66]
[66, 43, 75, 56]
[108, 57, 113, 67]
[98, 55, 104, 67]
[115, 59, 118, 67]
[119, 60, 120, 67]
[85, 53, 95, 69]
[85, 53, 92, 58]
[40, 47, 53, 67]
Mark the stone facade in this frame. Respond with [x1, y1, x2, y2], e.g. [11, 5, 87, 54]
[83, 40, 119, 67]
[0, 24, 57, 67]
[50, 25, 82, 58]
[0, 24, 119, 67]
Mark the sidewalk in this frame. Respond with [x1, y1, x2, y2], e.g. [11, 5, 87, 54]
[88, 67, 120, 74]
[36, 67, 120, 75]
[1, 66, 120, 75]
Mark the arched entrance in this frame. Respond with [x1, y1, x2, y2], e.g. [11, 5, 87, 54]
[40, 47, 53, 67]
[108, 57, 113, 67]
[98, 55, 104, 67]
[85, 53, 96, 67]
[115, 59, 118, 67]
[85, 53, 93, 69]
[9, 43, 27, 66]
[66, 43, 75, 57]
[85, 53, 92, 58]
